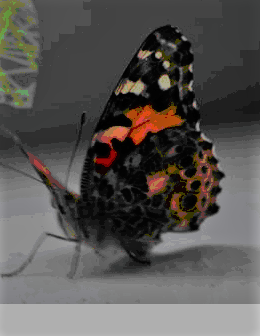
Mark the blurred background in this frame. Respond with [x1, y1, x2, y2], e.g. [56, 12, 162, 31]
[0, 0, 260, 312]
[0, 0, 260, 303]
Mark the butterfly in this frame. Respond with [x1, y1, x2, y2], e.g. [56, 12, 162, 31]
[1, 25, 225, 278]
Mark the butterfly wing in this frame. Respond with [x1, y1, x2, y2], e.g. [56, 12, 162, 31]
[81, 25, 198, 195]
[80, 25, 224, 256]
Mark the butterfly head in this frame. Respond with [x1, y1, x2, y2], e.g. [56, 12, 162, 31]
[24, 150, 86, 241]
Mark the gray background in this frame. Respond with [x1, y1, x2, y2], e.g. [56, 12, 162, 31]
[0, 0, 260, 313]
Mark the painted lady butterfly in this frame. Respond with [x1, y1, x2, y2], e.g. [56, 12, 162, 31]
[1, 25, 224, 278]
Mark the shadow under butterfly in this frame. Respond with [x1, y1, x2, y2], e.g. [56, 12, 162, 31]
[0, 25, 225, 278]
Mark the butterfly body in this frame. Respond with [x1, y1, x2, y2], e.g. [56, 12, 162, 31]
[1, 25, 224, 277]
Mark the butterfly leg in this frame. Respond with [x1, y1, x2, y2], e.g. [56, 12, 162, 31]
[120, 239, 152, 265]
[67, 241, 81, 279]
[125, 249, 151, 265]
[1, 232, 79, 278]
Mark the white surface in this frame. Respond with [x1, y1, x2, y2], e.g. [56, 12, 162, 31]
[0, 244, 259, 304]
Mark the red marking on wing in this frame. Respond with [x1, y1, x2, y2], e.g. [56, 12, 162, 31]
[93, 127, 129, 169]
[94, 148, 117, 167]
[93, 104, 184, 173]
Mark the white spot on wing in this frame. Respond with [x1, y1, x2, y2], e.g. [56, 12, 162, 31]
[115, 79, 146, 96]
[189, 64, 193, 72]
[193, 100, 198, 109]
[137, 50, 152, 60]
[188, 80, 194, 91]
[200, 133, 212, 144]
[155, 51, 162, 59]
[130, 79, 146, 95]
[163, 60, 170, 69]
[195, 121, 200, 131]
[168, 42, 176, 50]
[158, 74, 171, 90]
[181, 35, 188, 41]
[114, 80, 134, 95]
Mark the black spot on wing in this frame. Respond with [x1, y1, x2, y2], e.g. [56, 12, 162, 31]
[148, 83, 181, 112]
[211, 186, 222, 196]
[190, 180, 201, 191]
[111, 137, 136, 162]
[180, 156, 193, 168]
[201, 166, 208, 174]
[185, 167, 197, 178]
[182, 70, 193, 86]
[186, 106, 200, 126]
[208, 156, 219, 165]
[155, 25, 183, 43]
[188, 215, 200, 231]
[199, 141, 213, 151]
[212, 170, 225, 181]
[168, 67, 180, 82]
[151, 194, 163, 208]
[93, 141, 111, 158]
[139, 31, 161, 52]
[182, 91, 195, 106]
[171, 52, 181, 66]
[206, 203, 220, 216]
[179, 42, 194, 66]
[181, 194, 197, 211]
[97, 114, 132, 131]
[170, 173, 180, 184]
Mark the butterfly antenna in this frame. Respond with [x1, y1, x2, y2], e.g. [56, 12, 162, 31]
[0, 162, 42, 184]
[0, 125, 43, 184]
[65, 112, 86, 189]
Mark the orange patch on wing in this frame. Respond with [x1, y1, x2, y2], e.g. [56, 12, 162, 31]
[93, 127, 130, 169]
[147, 172, 169, 197]
[126, 104, 184, 145]
[94, 126, 130, 147]
[167, 165, 178, 174]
